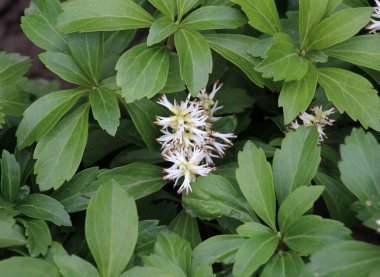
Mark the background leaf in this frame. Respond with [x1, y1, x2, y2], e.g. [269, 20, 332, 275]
[21, 219, 52, 257]
[168, 210, 201, 249]
[0, 257, 60, 277]
[1, 150, 20, 203]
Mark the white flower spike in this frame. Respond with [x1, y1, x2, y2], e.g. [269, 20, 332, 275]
[155, 81, 236, 194]
[367, 0, 380, 34]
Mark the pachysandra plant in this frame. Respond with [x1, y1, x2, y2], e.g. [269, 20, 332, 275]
[1, 0, 380, 276]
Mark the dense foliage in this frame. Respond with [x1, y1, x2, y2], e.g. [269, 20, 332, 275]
[1, 0, 380, 276]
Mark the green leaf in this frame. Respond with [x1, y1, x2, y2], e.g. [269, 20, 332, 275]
[261, 251, 305, 277]
[176, 0, 200, 21]
[135, 220, 166, 255]
[86, 163, 167, 200]
[148, 0, 176, 20]
[273, 126, 321, 204]
[236, 222, 275, 238]
[233, 232, 279, 277]
[236, 141, 277, 230]
[17, 89, 85, 149]
[1, 150, 20, 203]
[181, 6, 246, 30]
[339, 128, 380, 202]
[306, 241, 380, 276]
[39, 52, 93, 87]
[0, 52, 32, 82]
[89, 87, 120, 136]
[21, 0, 68, 53]
[308, 7, 373, 50]
[204, 34, 264, 88]
[68, 32, 104, 84]
[318, 68, 380, 131]
[162, 53, 186, 93]
[324, 0, 343, 16]
[53, 255, 100, 277]
[125, 98, 166, 150]
[34, 104, 90, 190]
[51, 167, 100, 213]
[86, 181, 138, 277]
[147, 17, 179, 46]
[21, 219, 52, 257]
[0, 257, 60, 277]
[116, 44, 170, 102]
[192, 235, 246, 275]
[182, 174, 256, 222]
[279, 63, 318, 124]
[142, 255, 187, 277]
[0, 213, 26, 247]
[17, 194, 71, 227]
[0, 82, 30, 116]
[255, 33, 309, 82]
[174, 29, 212, 95]
[284, 215, 351, 255]
[57, 0, 154, 33]
[153, 232, 192, 275]
[214, 88, 255, 114]
[121, 267, 173, 277]
[326, 35, 380, 71]
[278, 186, 325, 232]
[232, 0, 281, 34]
[169, 210, 201, 249]
[314, 171, 356, 226]
[299, 0, 328, 50]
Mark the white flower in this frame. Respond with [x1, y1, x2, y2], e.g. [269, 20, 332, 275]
[290, 105, 336, 143]
[367, 0, 380, 34]
[154, 81, 236, 194]
[163, 148, 214, 195]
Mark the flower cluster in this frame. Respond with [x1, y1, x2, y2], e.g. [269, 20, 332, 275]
[290, 105, 336, 143]
[155, 82, 235, 195]
[367, 0, 380, 34]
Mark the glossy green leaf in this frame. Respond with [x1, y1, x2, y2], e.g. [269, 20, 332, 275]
[233, 232, 279, 277]
[21, 219, 52, 257]
[17, 194, 71, 226]
[174, 29, 212, 95]
[176, 0, 200, 21]
[125, 98, 166, 150]
[306, 241, 380, 276]
[0, 52, 32, 82]
[162, 53, 186, 93]
[233, 0, 281, 34]
[284, 215, 351, 255]
[0, 213, 26, 248]
[339, 128, 380, 202]
[299, 0, 328, 50]
[68, 32, 104, 84]
[318, 68, 380, 131]
[0, 257, 60, 277]
[279, 63, 317, 124]
[148, 0, 176, 20]
[236, 222, 275, 238]
[21, 0, 68, 53]
[121, 267, 173, 277]
[147, 17, 178, 46]
[169, 210, 201, 249]
[278, 186, 325, 232]
[324, 0, 343, 16]
[192, 235, 246, 275]
[182, 174, 256, 222]
[1, 150, 20, 203]
[326, 35, 380, 71]
[89, 87, 120, 136]
[57, 0, 154, 33]
[85, 163, 167, 200]
[308, 7, 373, 50]
[51, 167, 100, 213]
[273, 126, 321, 204]
[86, 181, 138, 277]
[34, 104, 90, 190]
[142, 255, 187, 277]
[116, 44, 170, 102]
[255, 33, 309, 82]
[204, 34, 264, 88]
[17, 89, 85, 149]
[53, 255, 100, 277]
[261, 251, 305, 277]
[236, 141, 277, 230]
[39, 52, 92, 87]
[181, 6, 246, 30]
